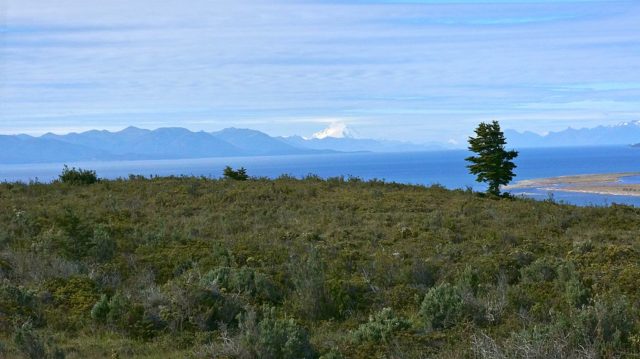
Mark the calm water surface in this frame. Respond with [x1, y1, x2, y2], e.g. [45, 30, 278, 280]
[2, 146, 640, 206]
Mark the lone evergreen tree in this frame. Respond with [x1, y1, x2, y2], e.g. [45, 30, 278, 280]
[466, 121, 518, 196]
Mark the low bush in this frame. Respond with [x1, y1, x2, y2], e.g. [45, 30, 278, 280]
[350, 307, 409, 344]
[201, 266, 280, 303]
[419, 283, 465, 330]
[237, 306, 316, 359]
[223, 166, 249, 181]
[0, 280, 41, 329]
[58, 165, 98, 185]
[290, 248, 336, 320]
[90, 292, 157, 339]
[13, 321, 65, 359]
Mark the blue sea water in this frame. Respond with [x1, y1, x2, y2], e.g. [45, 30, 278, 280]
[2, 145, 640, 206]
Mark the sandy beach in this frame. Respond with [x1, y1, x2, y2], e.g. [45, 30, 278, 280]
[506, 172, 640, 197]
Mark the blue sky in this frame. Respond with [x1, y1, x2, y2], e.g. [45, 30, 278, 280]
[2, 0, 640, 143]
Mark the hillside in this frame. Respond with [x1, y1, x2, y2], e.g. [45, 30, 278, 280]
[1, 176, 640, 358]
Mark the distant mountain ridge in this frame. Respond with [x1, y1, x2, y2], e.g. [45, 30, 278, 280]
[6, 121, 639, 164]
[505, 121, 640, 148]
[0, 126, 443, 164]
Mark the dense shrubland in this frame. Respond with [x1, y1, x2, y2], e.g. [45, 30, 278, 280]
[1, 174, 640, 358]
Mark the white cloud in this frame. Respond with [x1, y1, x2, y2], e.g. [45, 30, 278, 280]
[2, 0, 640, 141]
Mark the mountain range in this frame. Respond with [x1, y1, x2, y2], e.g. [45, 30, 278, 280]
[4, 121, 640, 164]
[0, 126, 444, 164]
[505, 121, 640, 148]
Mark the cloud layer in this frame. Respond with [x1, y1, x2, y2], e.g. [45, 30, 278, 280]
[2, 0, 640, 142]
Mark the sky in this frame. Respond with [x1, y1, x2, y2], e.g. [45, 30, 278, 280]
[1, 0, 640, 143]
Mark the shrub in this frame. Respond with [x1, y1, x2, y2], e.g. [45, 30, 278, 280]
[419, 283, 465, 330]
[91, 292, 157, 339]
[238, 306, 316, 358]
[319, 348, 344, 359]
[90, 294, 110, 323]
[474, 296, 638, 358]
[201, 267, 280, 303]
[520, 257, 561, 283]
[575, 296, 635, 349]
[13, 322, 46, 359]
[456, 265, 480, 296]
[223, 166, 249, 181]
[89, 225, 117, 262]
[350, 307, 409, 344]
[13, 321, 65, 359]
[290, 248, 336, 320]
[55, 208, 92, 259]
[46, 277, 99, 324]
[58, 165, 98, 185]
[557, 263, 589, 308]
[0, 280, 40, 328]
[160, 274, 243, 333]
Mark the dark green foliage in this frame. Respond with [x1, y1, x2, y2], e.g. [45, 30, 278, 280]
[466, 121, 518, 196]
[223, 166, 249, 181]
[90, 294, 110, 323]
[58, 165, 98, 185]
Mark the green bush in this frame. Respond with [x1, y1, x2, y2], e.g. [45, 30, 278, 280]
[290, 248, 336, 320]
[557, 263, 589, 308]
[0, 280, 40, 328]
[91, 292, 157, 339]
[223, 166, 249, 181]
[201, 266, 280, 303]
[520, 257, 562, 283]
[13, 321, 65, 359]
[55, 208, 92, 259]
[575, 296, 635, 349]
[238, 306, 316, 358]
[90, 294, 110, 323]
[46, 277, 99, 324]
[419, 283, 465, 330]
[351, 307, 409, 344]
[89, 225, 117, 262]
[474, 296, 637, 358]
[13, 321, 46, 359]
[58, 165, 98, 185]
[159, 273, 243, 333]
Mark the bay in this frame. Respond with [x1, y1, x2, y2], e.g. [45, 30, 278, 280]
[2, 145, 640, 206]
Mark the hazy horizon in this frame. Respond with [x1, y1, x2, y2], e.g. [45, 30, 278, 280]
[6, 120, 640, 143]
[3, 0, 640, 143]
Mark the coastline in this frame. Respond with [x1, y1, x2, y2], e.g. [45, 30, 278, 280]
[506, 172, 640, 197]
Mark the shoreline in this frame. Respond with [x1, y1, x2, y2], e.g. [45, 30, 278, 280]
[506, 172, 640, 197]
